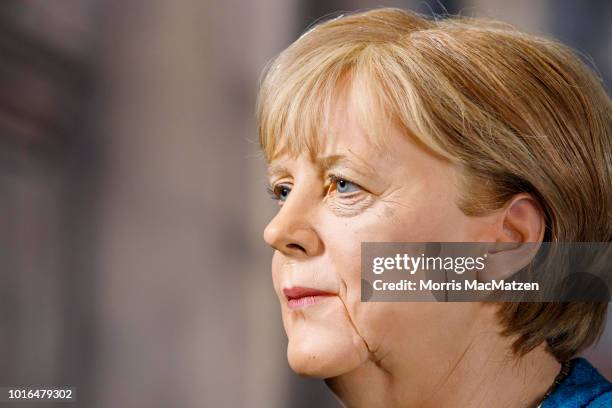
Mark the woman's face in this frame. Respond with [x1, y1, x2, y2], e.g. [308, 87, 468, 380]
[263, 92, 499, 378]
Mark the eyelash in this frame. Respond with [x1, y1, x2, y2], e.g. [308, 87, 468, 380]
[328, 174, 350, 190]
[266, 186, 282, 201]
[267, 174, 362, 203]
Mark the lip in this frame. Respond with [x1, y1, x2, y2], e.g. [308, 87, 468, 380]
[283, 287, 336, 309]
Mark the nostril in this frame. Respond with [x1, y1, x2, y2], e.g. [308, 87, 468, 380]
[286, 243, 307, 253]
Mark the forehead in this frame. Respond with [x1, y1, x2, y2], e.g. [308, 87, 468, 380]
[266, 100, 457, 198]
[266, 95, 436, 180]
[267, 77, 395, 164]
[330, 82, 392, 149]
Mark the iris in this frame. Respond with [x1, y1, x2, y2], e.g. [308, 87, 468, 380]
[336, 179, 359, 194]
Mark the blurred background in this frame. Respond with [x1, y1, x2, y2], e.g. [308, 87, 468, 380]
[0, 0, 610, 407]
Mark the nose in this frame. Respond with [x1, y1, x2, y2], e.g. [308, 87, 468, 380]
[263, 192, 324, 258]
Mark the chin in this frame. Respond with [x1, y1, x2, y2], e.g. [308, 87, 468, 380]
[285, 321, 368, 378]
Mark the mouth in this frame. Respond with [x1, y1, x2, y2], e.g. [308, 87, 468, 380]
[283, 287, 336, 309]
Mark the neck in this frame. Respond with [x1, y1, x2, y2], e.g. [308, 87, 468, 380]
[325, 334, 560, 408]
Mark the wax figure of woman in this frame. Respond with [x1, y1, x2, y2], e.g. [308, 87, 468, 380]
[258, 8, 612, 407]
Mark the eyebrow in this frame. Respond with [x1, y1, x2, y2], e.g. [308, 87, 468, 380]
[266, 164, 290, 178]
[266, 151, 380, 180]
[317, 152, 378, 178]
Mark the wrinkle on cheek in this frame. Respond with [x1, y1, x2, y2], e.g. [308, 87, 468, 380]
[379, 184, 420, 208]
[339, 276, 395, 374]
[337, 279, 376, 364]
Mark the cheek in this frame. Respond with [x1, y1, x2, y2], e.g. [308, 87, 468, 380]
[378, 191, 478, 242]
[317, 198, 479, 356]
[318, 219, 363, 315]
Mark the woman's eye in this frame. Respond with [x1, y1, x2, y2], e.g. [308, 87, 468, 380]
[332, 177, 361, 194]
[272, 184, 291, 201]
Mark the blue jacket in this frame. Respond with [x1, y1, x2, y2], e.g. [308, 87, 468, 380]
[542, 358, 612, 407]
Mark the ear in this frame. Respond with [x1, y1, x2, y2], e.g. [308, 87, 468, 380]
[478, 194, 545, 281]
[497, 193, 545, 244]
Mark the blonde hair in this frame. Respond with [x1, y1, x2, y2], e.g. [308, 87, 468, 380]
[257, 8, 611, 361]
